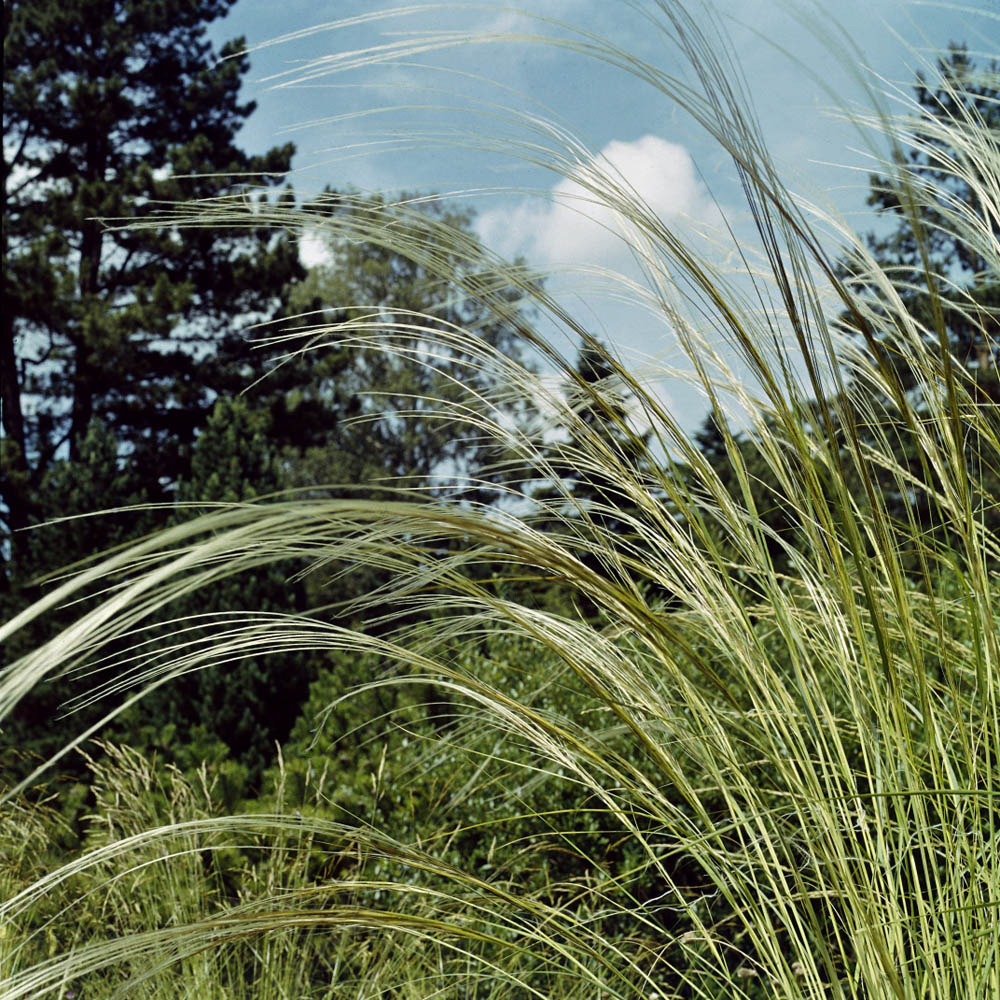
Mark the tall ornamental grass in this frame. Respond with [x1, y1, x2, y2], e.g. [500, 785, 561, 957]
[2, 3, 999, 997]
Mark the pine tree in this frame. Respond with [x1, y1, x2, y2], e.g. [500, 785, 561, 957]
[134, 398, 317, 784]
[838, 45, 1000, 555]
[2, 0, 301, 574]
[847, 44, 999, 395]
[520, 338, 662, 617]
[0, 419, 160, 780]
[545, 338, 654, 535]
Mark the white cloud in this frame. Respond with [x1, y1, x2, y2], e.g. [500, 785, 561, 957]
[473, 134, 734, 438]
[298, 227, 333, 268]
[476, 0, 588, 36]
[477, 134, 723, 268]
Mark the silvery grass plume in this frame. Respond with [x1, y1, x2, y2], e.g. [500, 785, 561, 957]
[2, 2, 999, 998]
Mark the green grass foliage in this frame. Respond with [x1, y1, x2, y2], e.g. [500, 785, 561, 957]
[2, 3, 999, 997]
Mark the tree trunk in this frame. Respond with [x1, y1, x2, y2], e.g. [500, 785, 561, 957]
[69, 138, 106, 460]
[0, 307, 30, 559]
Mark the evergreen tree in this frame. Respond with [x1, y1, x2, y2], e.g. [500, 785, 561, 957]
[0, 419, 160, 779]
[133, 398, 316, 784]
[555, 340, 653, 529]
[0, 402, 315, 789]
[691, 411, 802, 579]
[2, 0, 301, 575]
[837, 45, 1000, 555]
[856, 44, 999, 393]
[524, 338, 662, 616]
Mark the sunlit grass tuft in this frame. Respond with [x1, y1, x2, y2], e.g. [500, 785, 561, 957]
[2, 3, 999, 997]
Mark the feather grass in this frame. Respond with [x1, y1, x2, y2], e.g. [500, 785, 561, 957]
[3, 2, 999, 997]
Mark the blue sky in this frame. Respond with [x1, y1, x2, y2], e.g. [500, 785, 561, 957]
[206, 1, 995, 429]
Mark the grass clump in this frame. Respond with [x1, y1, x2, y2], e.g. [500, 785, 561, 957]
[2, 2, 999, 997]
